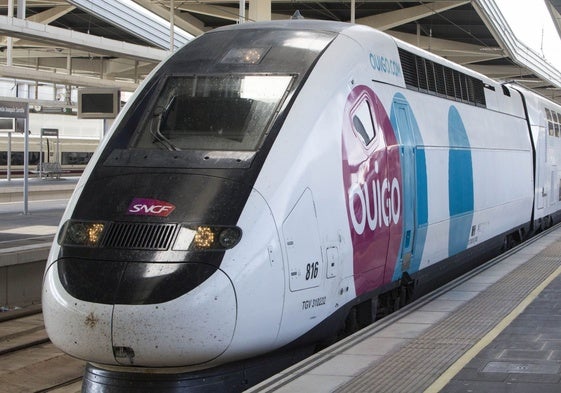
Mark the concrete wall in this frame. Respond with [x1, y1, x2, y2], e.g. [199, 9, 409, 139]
[0, 246, 49, 308]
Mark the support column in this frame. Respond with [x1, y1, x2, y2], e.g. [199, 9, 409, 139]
[17, 0, 25, 18]
[16, 0, 28, 213]
[7, 133, 11, 181]
[248, 0, 271, 22]
[7, 0, 13, 67]
[134, 60, 139, 84]
[239, 0, 246, 23]
[170, 0, 175, 51]
[66, 52, 72, 107]
[35, 58, 39, 99]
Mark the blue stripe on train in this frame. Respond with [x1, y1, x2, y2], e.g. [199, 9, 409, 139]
[448, 106, 474, 256]
[390, 93, 428, 281]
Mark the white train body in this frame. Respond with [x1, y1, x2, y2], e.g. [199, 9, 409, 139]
[513, 84, 561, 223]
[42, 20, 561, 381]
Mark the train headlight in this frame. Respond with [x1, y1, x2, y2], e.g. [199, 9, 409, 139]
[221, 47, 268, 64]
[59, 220, 105, 247]
[173, 225, 242, 251]
[194, 226, 215, 249]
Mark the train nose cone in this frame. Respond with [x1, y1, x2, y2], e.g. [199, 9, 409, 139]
[111, 268, 236, 367]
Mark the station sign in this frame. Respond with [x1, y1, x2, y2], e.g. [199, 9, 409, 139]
[41, 128, 59, 137]
[0, 101, 28, 119]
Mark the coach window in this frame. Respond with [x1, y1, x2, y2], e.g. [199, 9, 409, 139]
[352, 99, 376, 146]
[554, 111, 560, 137]
[546, 108, 554, 136]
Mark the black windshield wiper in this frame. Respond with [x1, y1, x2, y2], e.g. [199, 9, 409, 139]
[150, 96, 179, 151]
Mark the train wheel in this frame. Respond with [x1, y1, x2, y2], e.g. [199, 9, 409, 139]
[376, 273, 415, 319]
[342, 297, 378, 337]
[343, 307, 359, 335]
[399, 272, 415, 308]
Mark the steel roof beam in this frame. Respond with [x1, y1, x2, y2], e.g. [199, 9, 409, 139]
[26, 4, 76, 24]
[156, 0, 464, 3]
[467, 64, 532, 79]
[389, 30, 506, 63]
[132, 0, 207, 37]
[9, 55, 153, 78]
[0, 5, 76, 46]
[448, 54, 506, 66]
[179, 3, 287, 22]
[474, 0, 561, 88]
[177, 4, 242, 22]
[0, 15, 167, 62]
[0, 64, 139, 90]
[67, 0, 193, 50]
[0, 1, 67, 6]
[546, 0, 561, 39]
[357, 1, 470, 30]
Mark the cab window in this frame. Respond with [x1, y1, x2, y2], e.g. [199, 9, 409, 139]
[352, 99, 376, 146]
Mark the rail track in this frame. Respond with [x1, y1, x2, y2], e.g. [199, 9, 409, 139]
[0, 305, 84, 392]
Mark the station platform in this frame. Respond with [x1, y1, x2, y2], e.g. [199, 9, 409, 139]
[249, 226, 561, 393]
[0, 176, 76, 247]
[0, 176, 76, 308]
[0, 176, 78, 204]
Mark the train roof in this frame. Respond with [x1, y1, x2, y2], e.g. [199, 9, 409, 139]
[508, 82, 561, 126]
[210, 19, 354, 35]
[211, 20, 497, 87]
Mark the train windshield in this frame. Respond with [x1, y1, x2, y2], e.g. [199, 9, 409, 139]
[132, 74, 294, 152]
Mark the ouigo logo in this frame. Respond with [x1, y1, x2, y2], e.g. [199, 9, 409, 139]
[127, 198, 175, 217]
[341, 85, 403, 296]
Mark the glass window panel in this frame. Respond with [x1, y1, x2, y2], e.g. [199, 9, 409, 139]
[133, 74, 293, 152]
[352, 99, 376, 145]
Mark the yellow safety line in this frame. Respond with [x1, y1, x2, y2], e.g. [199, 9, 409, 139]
[424, 264, 561, 393]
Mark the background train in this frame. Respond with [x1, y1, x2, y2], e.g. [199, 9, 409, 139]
[42, 20, 561, 392]
[0, 112, 102, 177]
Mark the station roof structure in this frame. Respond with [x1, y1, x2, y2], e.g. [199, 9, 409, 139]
[0, 0, 560, 104]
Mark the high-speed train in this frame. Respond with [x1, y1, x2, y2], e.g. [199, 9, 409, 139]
[0, 136, 97, 177]
[42, 20, 561, 391]
[1, 112, 102, 177]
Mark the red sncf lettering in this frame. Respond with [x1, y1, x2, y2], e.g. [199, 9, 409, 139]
[128, 204, 172, 214]
[128, 204, 144, 213]
[149, 205, 172, 214]
[127, 198, 175, 217]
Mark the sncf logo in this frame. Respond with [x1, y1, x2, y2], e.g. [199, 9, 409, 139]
[127, 198, 175, 217]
